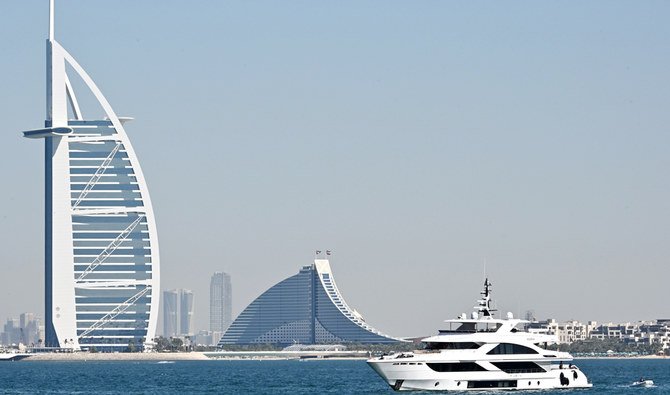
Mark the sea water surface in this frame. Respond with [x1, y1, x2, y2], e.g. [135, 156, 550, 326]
[0, 358, 668, 394]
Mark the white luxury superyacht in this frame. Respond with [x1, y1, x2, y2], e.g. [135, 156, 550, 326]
[367, 279, 592, 391]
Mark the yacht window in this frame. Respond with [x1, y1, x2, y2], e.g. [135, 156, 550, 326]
[426, 362, 487, 372]
[467, 380, 517, 389]
[491, 361, 546, 373]
[424, 342, 481, 350]
[458, 323, 477, 332]
[476, 322, 502, 332]
[487, 343, 538, 355]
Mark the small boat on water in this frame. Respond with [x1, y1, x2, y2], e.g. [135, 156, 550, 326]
[631, 378, 654, 387]
[0, 353, 30, 362]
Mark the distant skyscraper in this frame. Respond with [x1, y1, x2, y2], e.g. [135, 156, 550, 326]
[1, 319, 20, 346]
[210, 272, 232, 337]
[163, 289, 194, 337]
[180, 290, 195, 337]
[163, 290, 179, 337]
[19, 313, 40, 345]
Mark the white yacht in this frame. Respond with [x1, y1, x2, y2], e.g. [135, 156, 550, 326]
[367, 279, 592, 391]
[0, 352, 30, 362]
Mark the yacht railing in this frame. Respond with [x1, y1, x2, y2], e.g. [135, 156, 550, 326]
[499, 368, 546, 374]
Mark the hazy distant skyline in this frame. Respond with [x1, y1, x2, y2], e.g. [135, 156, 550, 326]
[1, 1, 669, 337]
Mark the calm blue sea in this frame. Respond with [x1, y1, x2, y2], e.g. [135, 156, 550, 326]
[0, 358, 667, 394]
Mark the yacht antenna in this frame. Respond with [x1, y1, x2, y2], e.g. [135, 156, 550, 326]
[476, 278, 497, 317]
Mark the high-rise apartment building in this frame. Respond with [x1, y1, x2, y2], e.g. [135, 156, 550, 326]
[180, 290, 195, 337]
[163, 289, 194, 337]
[0, 314, 42, 346]
[210, 272, 232, 340]
[19, 313, 40, 345]
[1, 319, 20, 346]
[162, 290, 179, 337]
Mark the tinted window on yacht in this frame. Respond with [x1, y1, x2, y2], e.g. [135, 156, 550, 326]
[424, 342, 480, 350]
[467, 380, 517, 389]
[487, 343, 538, 355]
[426, 362, 487, 372]
[491, 361, 546, 373]
[454, 323, 476, 332]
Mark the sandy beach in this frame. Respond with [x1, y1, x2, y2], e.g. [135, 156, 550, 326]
[24, 352, 210, 361]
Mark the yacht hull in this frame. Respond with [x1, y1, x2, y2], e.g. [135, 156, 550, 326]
[368, 359, 592, 391]
[0, 354, 30, 362]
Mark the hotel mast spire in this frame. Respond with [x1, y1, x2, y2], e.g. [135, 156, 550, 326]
[46, 0, 68, 127]
[49, 0, 55, 41]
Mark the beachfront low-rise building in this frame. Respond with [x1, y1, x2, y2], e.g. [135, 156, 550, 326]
[529, 318, 669, 352]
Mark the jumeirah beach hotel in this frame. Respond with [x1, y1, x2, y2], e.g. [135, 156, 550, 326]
[219, 259, 402, 346]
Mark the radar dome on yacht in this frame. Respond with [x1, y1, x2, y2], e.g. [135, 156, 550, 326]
[460, 313, 467, 320]
[507, 312, 514, 319]
[471, 312, 478, 319]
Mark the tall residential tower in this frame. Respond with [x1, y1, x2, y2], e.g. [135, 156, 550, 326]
[210, 272, 232, 338]
[22, 1, 160, 351]
[162, 289, 194, 337]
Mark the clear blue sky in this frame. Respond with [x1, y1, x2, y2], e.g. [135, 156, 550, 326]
[1, 1, 669, 337]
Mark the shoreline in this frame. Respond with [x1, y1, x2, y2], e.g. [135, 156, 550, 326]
[22, 351, 369, 362]
[24, 352, 210, 361]
[16, 352, 668, 362]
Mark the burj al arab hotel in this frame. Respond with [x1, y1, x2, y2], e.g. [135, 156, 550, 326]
[22, 1, 160, 351]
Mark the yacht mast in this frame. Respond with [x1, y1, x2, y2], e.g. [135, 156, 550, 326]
[477, 278, 497, 317]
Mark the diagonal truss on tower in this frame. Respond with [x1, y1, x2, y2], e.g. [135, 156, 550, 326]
[21, 0, 160, 351]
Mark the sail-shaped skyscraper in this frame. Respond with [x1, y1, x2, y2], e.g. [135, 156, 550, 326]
[22, 1, 160, 351]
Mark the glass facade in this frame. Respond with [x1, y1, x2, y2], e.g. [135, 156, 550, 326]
[218, 260, 400, 345]
[68, 121, 155, 350]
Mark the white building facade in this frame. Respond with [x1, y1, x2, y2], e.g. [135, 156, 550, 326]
[22, 1, 160, 351]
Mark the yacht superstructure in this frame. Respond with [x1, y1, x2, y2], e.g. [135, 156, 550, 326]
[367, 279, 592, 391]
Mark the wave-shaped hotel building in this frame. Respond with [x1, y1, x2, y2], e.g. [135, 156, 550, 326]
[219, 259, 402, 346]
[22, 1, 159, 351]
